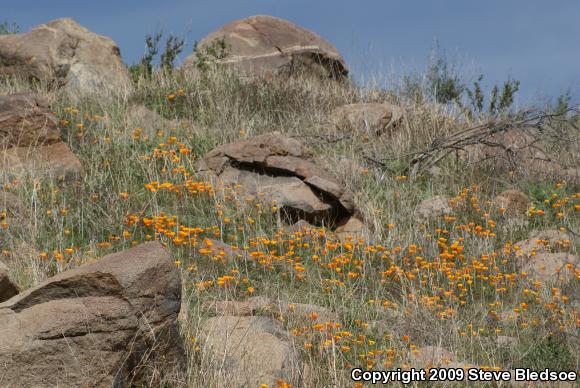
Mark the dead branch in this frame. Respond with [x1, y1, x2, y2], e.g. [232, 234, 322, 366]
[406, 108, 578, 179]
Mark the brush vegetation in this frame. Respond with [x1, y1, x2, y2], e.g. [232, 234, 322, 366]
[1, 51, 578, 387]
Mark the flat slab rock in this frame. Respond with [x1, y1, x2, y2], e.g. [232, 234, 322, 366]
[0, 241, 184, 387]
[183, 15, 348, 80]
[198, 131, 364, 238]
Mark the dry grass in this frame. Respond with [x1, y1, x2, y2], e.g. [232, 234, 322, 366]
[1, 68, 578, 387]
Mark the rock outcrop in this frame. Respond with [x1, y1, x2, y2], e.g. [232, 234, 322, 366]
[183, 15, 348, 80]
[0, 93, 83, 180]
[0, 242, 184, 387]
[200, 294, 339, 388]
[0, 18, 132, 97]
[2, 135, 83, 181]
[198, 132, 363, 237]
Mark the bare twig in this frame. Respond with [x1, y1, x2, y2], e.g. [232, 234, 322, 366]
[404, 108, 578, 179]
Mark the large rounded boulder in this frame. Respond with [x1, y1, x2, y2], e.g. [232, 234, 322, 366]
[183, 15, 348, 80]
[0, 242, 185, 387]
[0, 18, 132, 97]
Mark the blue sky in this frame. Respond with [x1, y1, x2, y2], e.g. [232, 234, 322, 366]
[4, 0, 579, 106]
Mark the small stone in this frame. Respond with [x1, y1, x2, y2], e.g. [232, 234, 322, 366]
[126, 104, 177, 134]
[335, 217, 365, 242]
[278, 302, 339, 323]
[496, 335, 518, 346]
[416, 195, 452, 221]
[493, 189, 529, 217]
[285, 219, 315, 234]
[195, 238, 241, 262]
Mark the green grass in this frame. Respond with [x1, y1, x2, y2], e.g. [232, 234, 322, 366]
[1, 67, 578, 387]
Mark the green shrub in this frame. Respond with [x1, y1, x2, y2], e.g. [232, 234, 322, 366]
[129, 31, 184, 82]
[0, 20, 20, 34]
[426, 49, 465, 105]
[192, 37, 229, 71]
[399, 45, 521, 120]
[464, 75, 520, 118]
